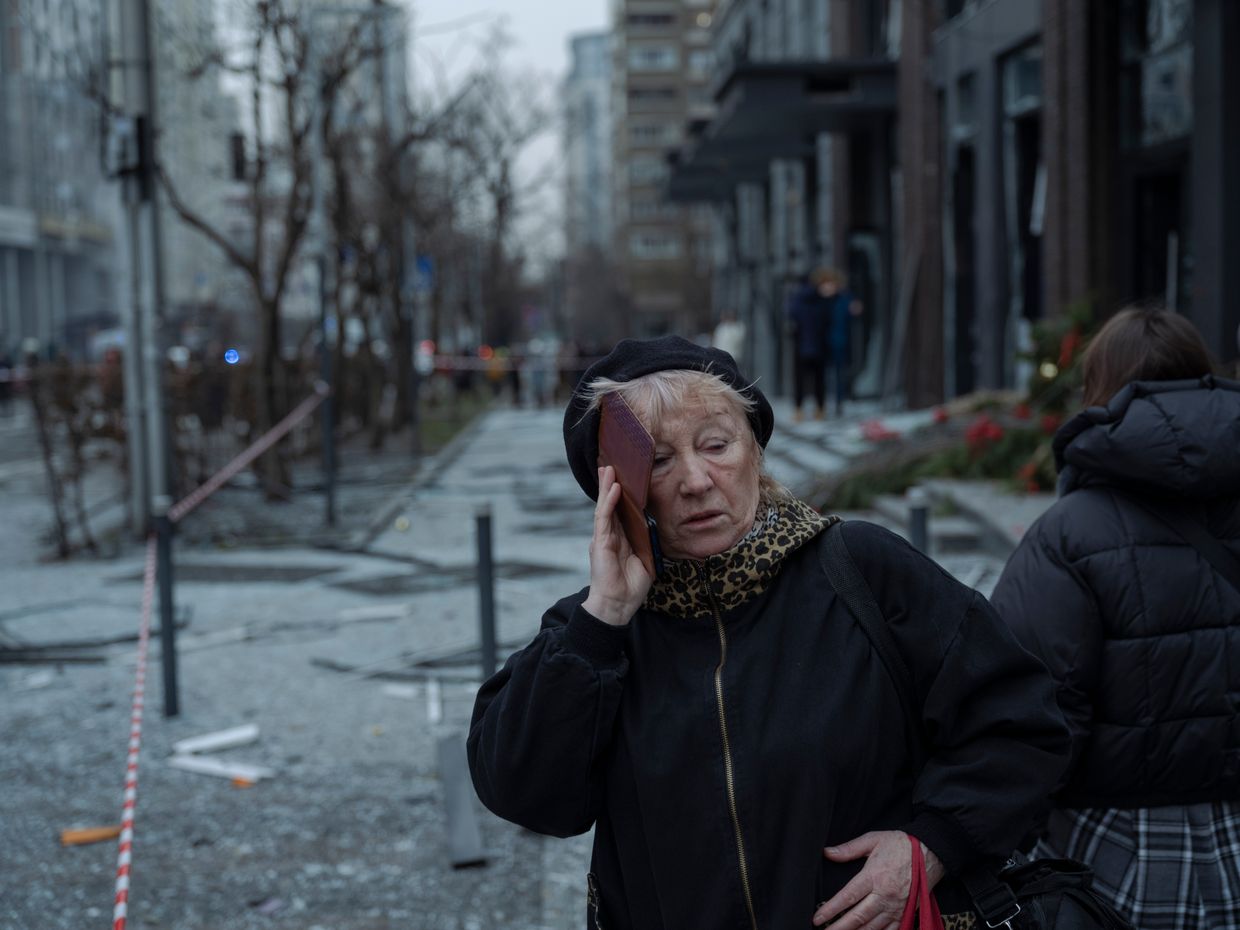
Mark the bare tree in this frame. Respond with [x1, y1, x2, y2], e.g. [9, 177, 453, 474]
[157, 0, 379, 494]
[444, 25, 554, 348]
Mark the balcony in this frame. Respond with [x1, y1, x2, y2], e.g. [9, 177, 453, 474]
[667, 57, 896, 202]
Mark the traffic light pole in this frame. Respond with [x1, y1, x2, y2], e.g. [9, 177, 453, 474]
[116, 0, 176, 714]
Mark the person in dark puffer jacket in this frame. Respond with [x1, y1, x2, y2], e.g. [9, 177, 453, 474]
[991, 306, 1240, 930]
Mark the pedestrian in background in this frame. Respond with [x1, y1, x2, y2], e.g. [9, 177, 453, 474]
[711, 309, 747, 369]
[816, 267, 863, 416]
[786, 268, 862, 421]
[469, 335, 1069, 930]
[0, 352, 13, 416]
[991, 306, 1240, 930]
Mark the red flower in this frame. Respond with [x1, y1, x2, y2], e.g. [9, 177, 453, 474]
[860, 419, 899, 442]
[1040, 413, 1063, 436]
[1026, 480, 1041, 493]
[1058, 328, 1082, 369]
[965, 414, 1005, 454]
[932, 407, 950, 424]
[1016, 461, 1038, 481]
[1013, 402, 1031, 420]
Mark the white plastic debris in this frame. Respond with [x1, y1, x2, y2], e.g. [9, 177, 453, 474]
[172, 723, 260, 756]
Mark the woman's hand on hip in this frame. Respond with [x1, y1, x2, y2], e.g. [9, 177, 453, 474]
[582, 466, 653, 626]
[812, 830, 944, 929]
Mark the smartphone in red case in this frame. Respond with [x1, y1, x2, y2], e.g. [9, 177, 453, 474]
[597, 394, 664, 578]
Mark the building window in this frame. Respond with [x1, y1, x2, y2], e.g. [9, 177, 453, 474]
[1003, 45, 1042, 116]
[1120, 0, 1193, 148]
[627, 12, 676, 28]
[630, 121, 680, 146]
[952, 72, 977, 141]
[629, 232, 683, 260]
[687, 49, 713, 78]
[628, 86, 678, 107]
[629, 44, 679, 71]
[630, 156, 671, 185]
[686, 86, 713, 110]
[631, 196, 680, 220]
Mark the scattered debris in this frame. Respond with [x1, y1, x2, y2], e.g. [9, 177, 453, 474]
[19, 669, 55, 691]
[248, 896, 286, 916]
[167, 755, 276, 783]
[60, 825, 122, 847]
[0, 647, 105, 665]
[172, 724, 259, 756]
[427, 679, 442, 725]
[337, 604, 413, 623]
[381, 683, 418, 700]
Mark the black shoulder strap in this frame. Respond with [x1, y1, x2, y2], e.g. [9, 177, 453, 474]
[820, 521, 1022, 924]
[1111, 491, 1240, 597]
[818, 522, 919, 745]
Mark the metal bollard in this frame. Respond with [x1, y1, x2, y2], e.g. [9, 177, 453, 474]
[153, 494, 179, 718]
[907, 486, 930, 555]
[475, 505, 497, 678]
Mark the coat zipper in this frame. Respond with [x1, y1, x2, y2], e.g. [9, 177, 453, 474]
[699, 563, 759, 930]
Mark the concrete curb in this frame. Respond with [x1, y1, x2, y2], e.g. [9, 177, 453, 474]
[921, 478, 1056, 557]
[344, 404, 495, 552]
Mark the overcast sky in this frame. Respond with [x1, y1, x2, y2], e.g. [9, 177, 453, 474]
[410, 1, 610, 266]
[410, 0, 609, 90]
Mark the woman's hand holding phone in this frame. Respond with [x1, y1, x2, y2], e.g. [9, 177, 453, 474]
[583, 465, 655, 626]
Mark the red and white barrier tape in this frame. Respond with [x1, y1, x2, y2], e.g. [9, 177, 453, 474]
[113, 538, 156, 930]
[112, 384, 330, 930]
[167, 381, 329, 524]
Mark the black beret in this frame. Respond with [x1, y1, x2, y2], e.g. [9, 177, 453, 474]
[562, 335, 774, 500]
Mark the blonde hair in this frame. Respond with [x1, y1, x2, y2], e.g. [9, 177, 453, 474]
[582, 369, 792, 502]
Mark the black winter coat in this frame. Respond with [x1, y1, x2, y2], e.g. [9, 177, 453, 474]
[991, 377, 1240, 809]
[469, 521, 1069, 929]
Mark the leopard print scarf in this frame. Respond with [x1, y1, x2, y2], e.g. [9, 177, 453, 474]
[644, 497, 837, 620]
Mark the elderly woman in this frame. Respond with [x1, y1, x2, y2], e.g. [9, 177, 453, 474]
[468, 336, 1069, 930]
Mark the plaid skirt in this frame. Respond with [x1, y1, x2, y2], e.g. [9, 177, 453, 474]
[1035, 802, 1240, 930]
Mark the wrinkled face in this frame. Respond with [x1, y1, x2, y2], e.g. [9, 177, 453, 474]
[645, 399, 761, 561]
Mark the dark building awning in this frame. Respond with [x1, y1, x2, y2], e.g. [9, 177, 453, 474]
[667, 58, 896, 203]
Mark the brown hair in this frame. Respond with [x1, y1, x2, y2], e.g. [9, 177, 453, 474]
[810, 267, 846, 289]
[1081, 305, 1215, 407]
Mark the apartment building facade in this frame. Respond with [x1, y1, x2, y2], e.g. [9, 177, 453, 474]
[611, 0, 717, 339]
[669, 0, 898, 395]
[0, 0, 120, 359]
[668, 0, 1239, 405]
[563, 31, 616, 345]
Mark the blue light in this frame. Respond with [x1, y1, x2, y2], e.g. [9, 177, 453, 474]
[224, 349, 240, 365]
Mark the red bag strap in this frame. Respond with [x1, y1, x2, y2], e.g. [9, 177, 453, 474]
[900, 835, 945, 930]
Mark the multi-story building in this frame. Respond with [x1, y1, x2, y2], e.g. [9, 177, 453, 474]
[903, 0, 1239, 405]
[0, 0, 121, 359]
[671, 0, 1240, 406]
[155, 0, 247, 336]
[563, 31, 615, 345]
[0, 0, 245, 360]
[611, 0, 718, 339]
[668, 0, 898, 395]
